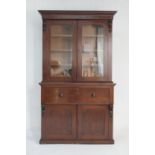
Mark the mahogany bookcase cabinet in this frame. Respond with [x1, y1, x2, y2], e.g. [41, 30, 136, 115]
[39, 10, 116, 144]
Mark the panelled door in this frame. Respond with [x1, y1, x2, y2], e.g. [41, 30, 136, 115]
[77, 105, 109, 139]
[42, 105, 76, 139]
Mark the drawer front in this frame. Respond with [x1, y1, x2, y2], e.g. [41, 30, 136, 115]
[78, 87, 112, 104]
[42, 87, 76, 104]
[42, 86, 112, 104]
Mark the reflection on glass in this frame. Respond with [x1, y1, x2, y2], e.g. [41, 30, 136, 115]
[50, 25, 73, 77]
[82, 25, 104, 78]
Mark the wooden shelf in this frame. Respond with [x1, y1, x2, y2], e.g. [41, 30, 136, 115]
[51, 34, 72, 37]
[51, 49, 72, 53]
[82, 65, 102, 67]
[82, 50, 103, 53]
[82, 35, 104, 38]
[51, 65, 72, 67]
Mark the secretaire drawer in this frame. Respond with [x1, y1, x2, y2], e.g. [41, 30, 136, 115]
[77, 87, 112, 104]
[41, 87, 76, 104]
[41, 86, 113, 104]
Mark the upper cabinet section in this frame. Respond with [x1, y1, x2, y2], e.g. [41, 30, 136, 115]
[39, 11, 116, 82]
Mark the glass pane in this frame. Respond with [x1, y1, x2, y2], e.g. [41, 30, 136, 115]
[50, 25, 73, 77]
[81, 25, 104, 78]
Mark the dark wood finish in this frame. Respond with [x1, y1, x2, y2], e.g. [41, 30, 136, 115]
[41, 86, 113, 105]
[41, 87, 77, 104]
[77, 87, 112, 104]
[40, 82, 116, 87]
[39, 10, 116, 144]
[40, 139, 114, 144]
[39, 10, 116, 20]
[78, 105, 109, 139]
[41, 105, 76, 140]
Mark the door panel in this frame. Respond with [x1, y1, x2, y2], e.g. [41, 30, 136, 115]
[42, 105, 76, 139]
[78, 105, 109, 139]
[44, 20, 77, 81]
[77, 20, 109, 81]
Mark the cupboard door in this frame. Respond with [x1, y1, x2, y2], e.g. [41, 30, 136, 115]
[42, 105, 76, 139]
[78, 105, 109, 139]
[77, 20, 109, 81]
[44, 20, 77, 81]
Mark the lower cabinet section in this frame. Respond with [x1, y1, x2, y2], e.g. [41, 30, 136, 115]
[40, 104, 113, 144]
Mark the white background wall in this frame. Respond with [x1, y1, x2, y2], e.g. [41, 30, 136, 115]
[26, 0, 128, 155]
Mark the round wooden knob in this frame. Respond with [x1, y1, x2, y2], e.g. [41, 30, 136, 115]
[91, 92, 96, 98]
[59, 92, 64, 97]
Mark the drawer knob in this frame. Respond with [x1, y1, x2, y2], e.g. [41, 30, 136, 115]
[59, 92, 64, 97]
[91, 92, 96, 98]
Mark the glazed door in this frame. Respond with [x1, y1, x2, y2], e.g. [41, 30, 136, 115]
[42, 105, 76, 140]
[44, 20, 77, 81]
[78, 105, 109, 140]
[77, 20, 109, 81]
